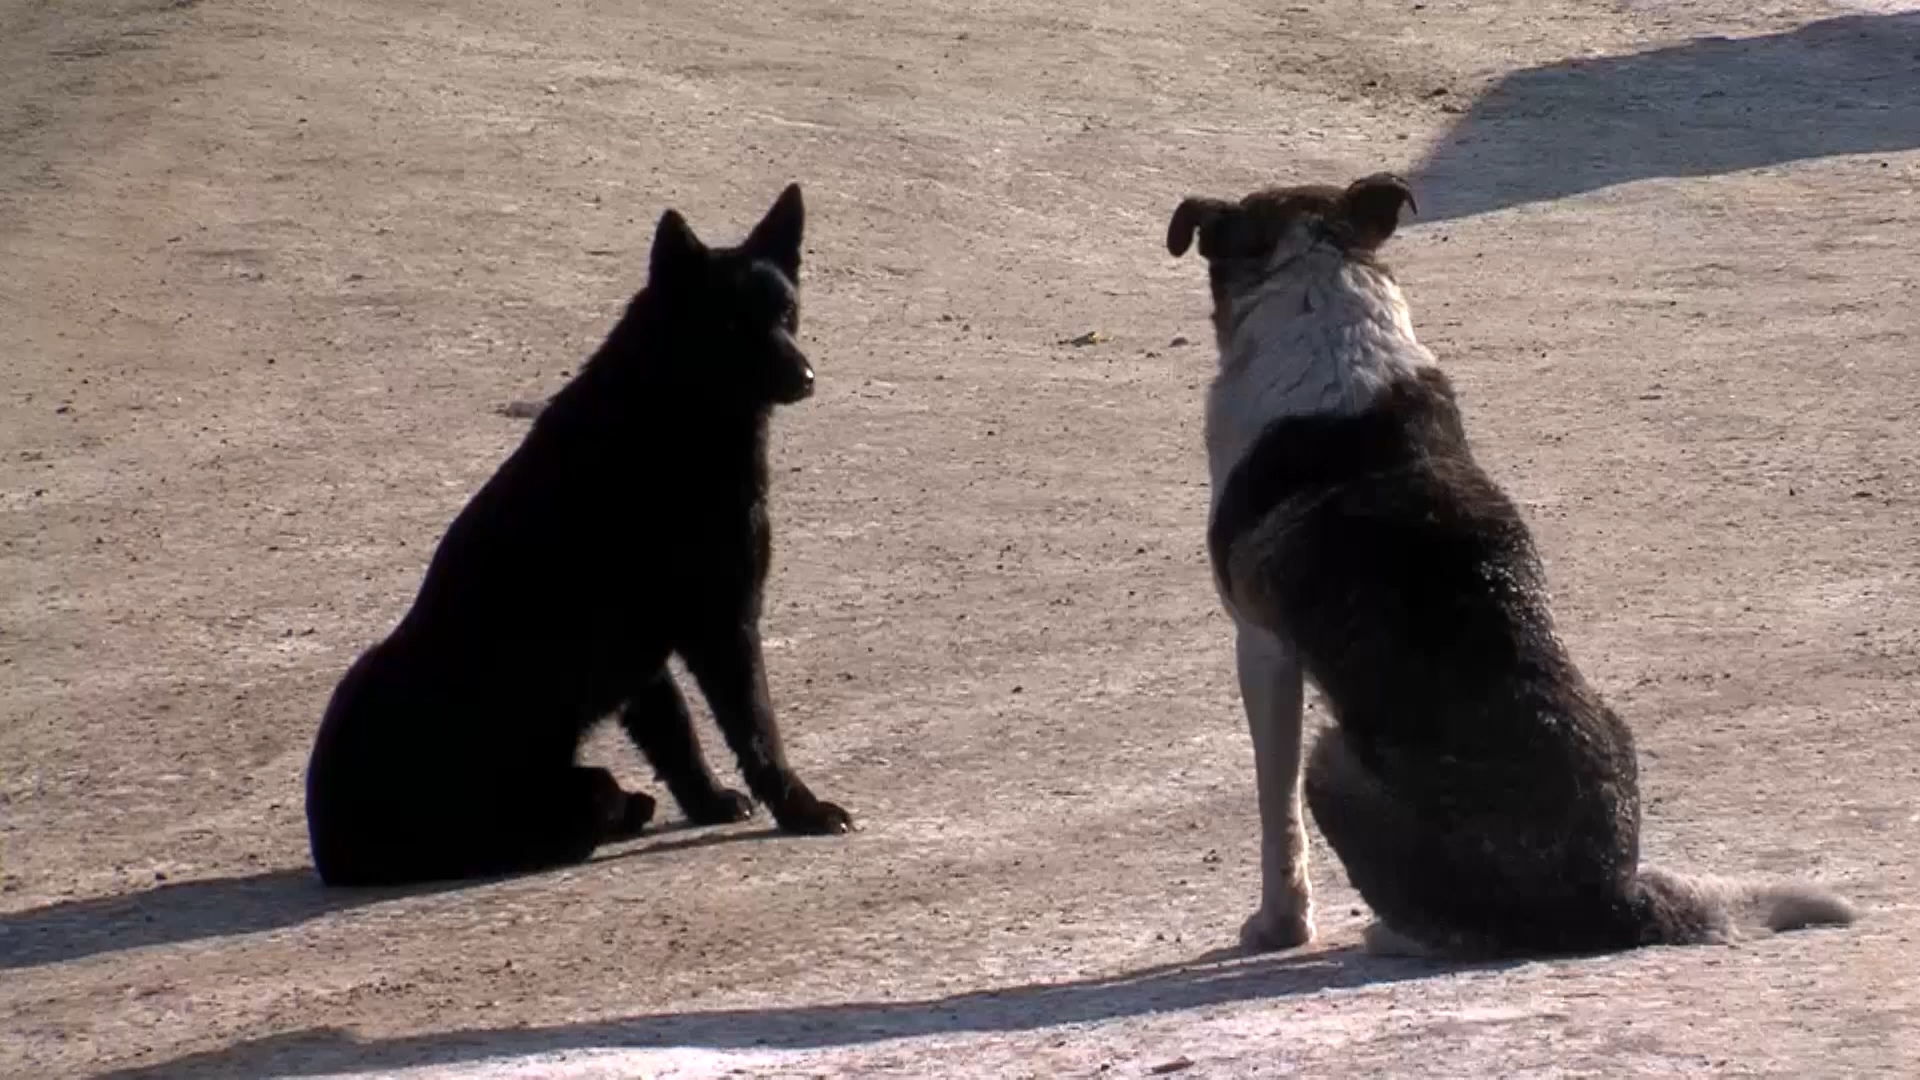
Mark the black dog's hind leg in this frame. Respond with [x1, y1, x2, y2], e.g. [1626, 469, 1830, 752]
[574, 764, 657, 844]
[679, 622, 852, 835]
[620, 668, 754, 826]
[318, 765, 650, 885]
[473, 764, 655, 867]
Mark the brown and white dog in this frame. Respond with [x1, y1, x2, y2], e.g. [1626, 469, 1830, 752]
[1169, 174, 1855, 957]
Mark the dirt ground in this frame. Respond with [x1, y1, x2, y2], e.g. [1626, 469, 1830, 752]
[3, 0, 1917, 1075]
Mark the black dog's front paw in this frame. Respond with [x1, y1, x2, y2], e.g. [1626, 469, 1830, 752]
[684, 787, 755, 826]
[774, 796, 854, 836]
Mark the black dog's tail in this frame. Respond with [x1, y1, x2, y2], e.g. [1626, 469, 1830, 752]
[1632, 867, 1857, 944]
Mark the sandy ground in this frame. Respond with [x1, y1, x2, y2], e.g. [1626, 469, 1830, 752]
[3, 0, 1918, 1075]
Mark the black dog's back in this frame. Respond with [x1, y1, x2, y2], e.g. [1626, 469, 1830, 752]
[306, 352, 690, 884]
[306, 185, 851, 887]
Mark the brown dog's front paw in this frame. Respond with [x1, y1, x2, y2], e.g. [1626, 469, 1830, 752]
[1240, 907, 1315, 953]
[775, 797, 854, 836]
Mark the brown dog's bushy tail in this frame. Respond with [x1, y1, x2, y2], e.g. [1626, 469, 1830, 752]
[1634, 867, 1857, 944]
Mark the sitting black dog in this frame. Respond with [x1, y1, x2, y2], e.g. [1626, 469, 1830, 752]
[305, 184, 852, 887]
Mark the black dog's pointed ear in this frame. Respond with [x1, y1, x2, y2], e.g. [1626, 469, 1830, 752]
[744, 182, 804, 281]
[650, 208, 704, 285]
[1167, 197, 1229, 258]
[1336, 173, 1416, 250]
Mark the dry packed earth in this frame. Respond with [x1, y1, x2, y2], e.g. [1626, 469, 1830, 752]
[3, 0, 1919, 1075]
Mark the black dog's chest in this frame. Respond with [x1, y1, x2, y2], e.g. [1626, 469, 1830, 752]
[652, 496, 773, 602]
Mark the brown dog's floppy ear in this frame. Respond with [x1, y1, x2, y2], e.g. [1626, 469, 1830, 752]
[1167, 197, 1229, 258]
[1335, 173, 1416, 250]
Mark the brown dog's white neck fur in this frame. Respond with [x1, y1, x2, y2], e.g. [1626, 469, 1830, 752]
[1204, 245, 1435, 491]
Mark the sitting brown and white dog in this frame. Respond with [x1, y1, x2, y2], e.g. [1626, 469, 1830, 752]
[1169, 173, 1855, 957]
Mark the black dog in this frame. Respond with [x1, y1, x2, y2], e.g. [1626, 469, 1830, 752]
[306, 184, 852, 887]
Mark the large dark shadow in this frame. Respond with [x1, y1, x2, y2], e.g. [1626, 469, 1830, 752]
[99, 946, 1481, 1079]
[1411, 13, 1920, 222]
[1, 867, 382, 973]
[0, 825, 773, 972]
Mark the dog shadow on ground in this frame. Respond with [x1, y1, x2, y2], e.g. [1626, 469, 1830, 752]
[99, 944, 1491, 1079]
[1411, 12, 1920, 223]
[0, 825, 773, 973]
